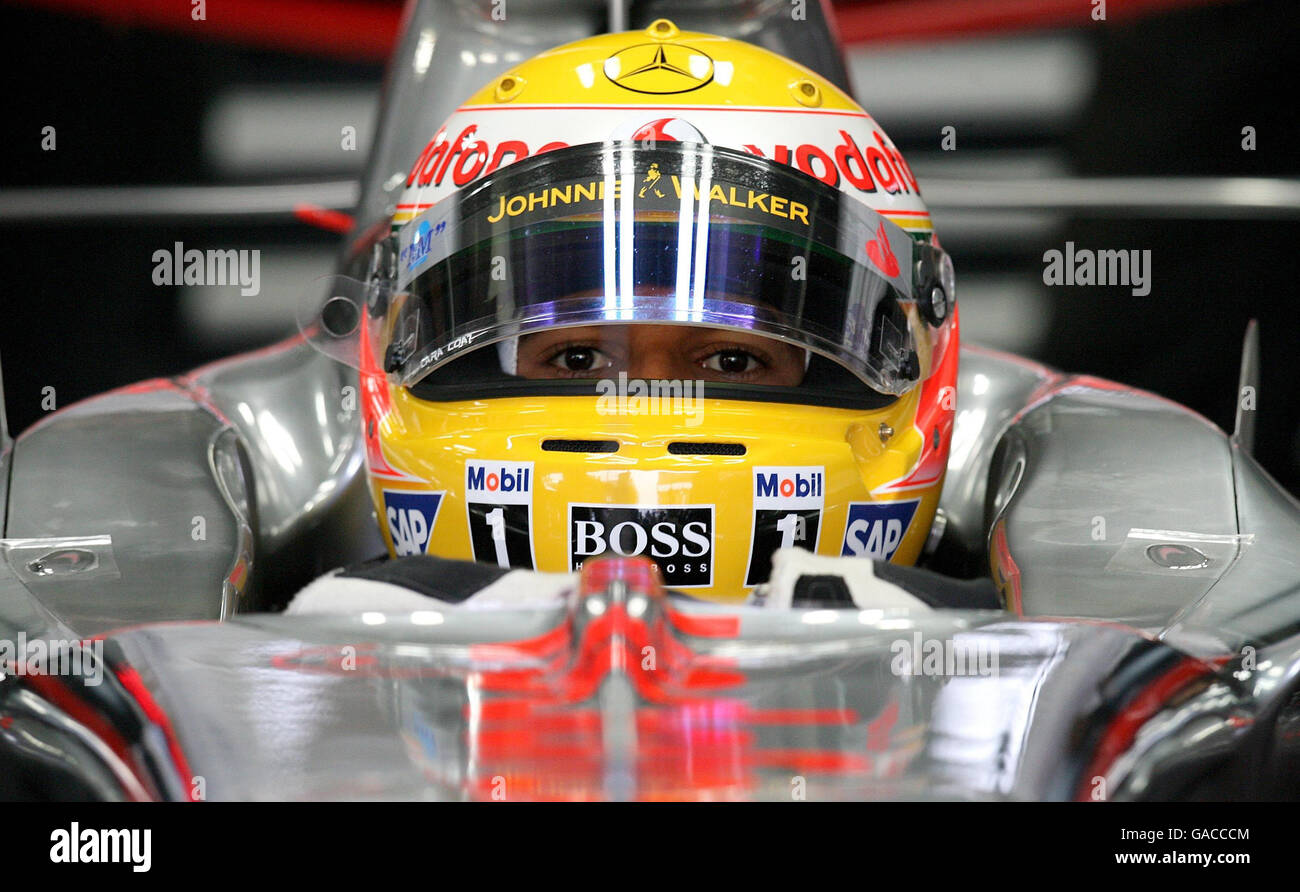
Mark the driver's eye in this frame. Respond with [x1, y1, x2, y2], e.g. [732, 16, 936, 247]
[704, 349, 761, 375]
[549, 345, 610, 373]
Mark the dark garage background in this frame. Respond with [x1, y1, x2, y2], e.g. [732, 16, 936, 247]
[1, 0, 1297, 494]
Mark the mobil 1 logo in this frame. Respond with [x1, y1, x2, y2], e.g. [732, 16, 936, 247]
[383, 489, 445, 556]
[569, 504, 713, 588]
[745, 466, 824, 586]
[841, 499, 919, 561]
[466, 460, 535, 569]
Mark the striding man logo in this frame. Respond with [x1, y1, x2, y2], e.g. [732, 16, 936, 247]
[639, 163, 666, 198]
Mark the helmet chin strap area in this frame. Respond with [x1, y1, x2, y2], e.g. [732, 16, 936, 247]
[494, 334, 811, 378]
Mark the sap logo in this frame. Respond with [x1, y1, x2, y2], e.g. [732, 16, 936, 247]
[569, 505, 713, 587]
[466, 461, 531, 499]
[754, 467, 824, 507]
[841, 500, 919, 561]
[383, 489, 444, 556]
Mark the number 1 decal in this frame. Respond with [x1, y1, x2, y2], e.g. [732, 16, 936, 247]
[745, 467, 825, 587]
[465, 460, 536, 570]
[775, 512, 804, 550]
[485, 506, 510, 568]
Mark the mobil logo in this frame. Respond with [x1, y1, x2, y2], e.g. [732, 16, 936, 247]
[465, 460, 532, 504]
[465, 460, 535, 569]
[754, 466, 824, 508]
[746, 466, 825, 586]
[383, 489, 445, 556]
[841, 499, 919, 561]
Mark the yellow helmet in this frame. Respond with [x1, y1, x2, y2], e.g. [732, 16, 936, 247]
[356, 20, 959, 603]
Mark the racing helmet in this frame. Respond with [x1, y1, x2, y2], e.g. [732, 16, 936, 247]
[346, 20, 958, 603]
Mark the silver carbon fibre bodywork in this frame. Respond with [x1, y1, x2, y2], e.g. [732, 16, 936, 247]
[982, 363, 1300, 656]
[2, 0, 1299, 801]
[43, 601, 1206, 801]
[2, 339, 1297, 801]
[2, 340, 380, 634]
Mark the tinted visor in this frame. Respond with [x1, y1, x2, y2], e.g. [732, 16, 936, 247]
[388, 142, 920, 395]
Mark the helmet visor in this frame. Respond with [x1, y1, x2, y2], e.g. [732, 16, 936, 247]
[388, 142, 921, 395]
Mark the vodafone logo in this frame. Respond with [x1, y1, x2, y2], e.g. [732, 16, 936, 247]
[629, 117, 706, 143]
[743, 129, 919, 197]
[865, 221, 900, 278]
[406, 123, 569, 190]
[396, 108, 929, 225]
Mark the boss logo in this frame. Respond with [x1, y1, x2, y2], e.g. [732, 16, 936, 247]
[746, 466, 825, 586]
[383, 489, 445, 556]
[841, 500, 919, 561]
[569, 504, 713, 588]
[466, 461, 534, 569]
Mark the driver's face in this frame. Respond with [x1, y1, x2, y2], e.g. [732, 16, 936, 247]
[515, 324, 807, 386]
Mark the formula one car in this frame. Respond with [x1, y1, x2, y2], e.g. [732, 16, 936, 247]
[2, 1, 1298, 802]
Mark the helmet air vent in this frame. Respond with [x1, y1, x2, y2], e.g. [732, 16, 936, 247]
[666, 442, 747, 456]
[542, 439, 620, 453]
